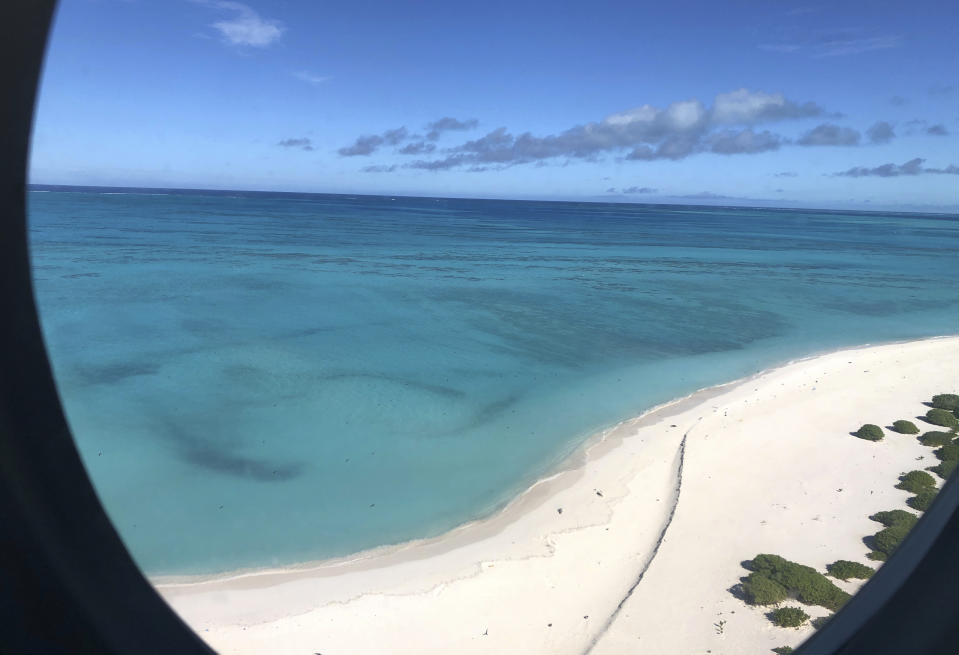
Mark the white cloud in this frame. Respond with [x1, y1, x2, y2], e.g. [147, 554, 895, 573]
[602, 100, 707, 132]
[813, 35, 902, 58]
[758, 43, 802, 53]
[711, 89, 821, 124]
[603, 105, 658, 126]
[760, 31, 902, 58]
[665, 100, 708, 131]
[294, 71, 330, 85]
[605, 90, 821, 133]
[201, 1, 284, 47]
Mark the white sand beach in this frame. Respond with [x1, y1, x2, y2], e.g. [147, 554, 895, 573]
[157, 336, 959, 655]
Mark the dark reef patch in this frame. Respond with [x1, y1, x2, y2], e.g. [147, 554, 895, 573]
[76, 361, 160, 385]
[179, 444, 304, 482]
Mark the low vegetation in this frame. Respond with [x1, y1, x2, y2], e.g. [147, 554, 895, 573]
[770, 606, 809, 628]
[931, 393, 959, 411]
[870, 477, 936, 556]
[826, 559, 874, 581]
[919, 431, 954, 447]
[772, 647, 795, 655]
[739, 393, 957, 635]
[929, 459, 957, 481]
[895, 470, 937, 493]
[741, 572, 789, 605]
[746, 554, 850, 611]
[872, 523, 910, 557]
[892, 419, 919, 434]
[925, 408, 959, 428]
[907, 488, 937, 512]
[869, 509, 918, 529]
[854, 423, 884, 441]
[934, 443, 959, 462]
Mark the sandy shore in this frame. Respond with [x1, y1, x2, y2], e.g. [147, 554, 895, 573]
[158, 336, 959, 654]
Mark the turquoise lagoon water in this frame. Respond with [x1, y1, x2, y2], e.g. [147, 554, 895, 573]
[27, 187, 959, 575]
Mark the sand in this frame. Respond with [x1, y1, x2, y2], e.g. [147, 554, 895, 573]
[157, 336, 959, 654]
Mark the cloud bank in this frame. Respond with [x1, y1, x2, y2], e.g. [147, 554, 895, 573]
[834, 158, 959, 177]
[338, 118, 480, 157]
[338, 127, 409, 156]
[369, 89, 829, 171]
[398, 142, 437, 155]
[277, 137, 313, 151]
[797, 123, 861, 146]
[866, 121, 895, 144]
[425, 117, 479, 140]
[608, 186, 658, 194]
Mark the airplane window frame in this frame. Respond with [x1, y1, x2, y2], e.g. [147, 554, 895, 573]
[1, 2, 957, 653]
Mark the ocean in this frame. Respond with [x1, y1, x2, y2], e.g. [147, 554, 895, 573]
[26, 186, 959, 575]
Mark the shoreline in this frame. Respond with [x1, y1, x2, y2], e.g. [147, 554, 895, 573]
[153, 334, 952, 590]
[158, 335, 959, 655]
[153, 374, 732, 589]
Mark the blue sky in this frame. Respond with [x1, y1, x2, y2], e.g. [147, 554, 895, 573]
[29, 0, 959, 210]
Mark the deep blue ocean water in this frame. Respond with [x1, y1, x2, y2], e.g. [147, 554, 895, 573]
[27, 187, 959, 575]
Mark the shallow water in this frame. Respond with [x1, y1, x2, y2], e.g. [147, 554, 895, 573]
[27, 187, 959, 575]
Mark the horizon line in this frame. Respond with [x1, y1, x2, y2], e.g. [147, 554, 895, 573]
[25, 183, 959, 218]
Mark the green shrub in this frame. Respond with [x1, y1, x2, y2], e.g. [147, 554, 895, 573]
[892, 419, 920, 434]
[896, 470, 937, 493]
[741, 572, 789, 605]
[931, 394, 959, 411]
[919, 431, 954, 447]
[772, 648, 794, 655]
[907, 489, 937, 512]
[934, 443, 959, 462]
[869, 509, 918, 529]
[811, 616, 831, 630]
[748, 554, 850, 611]
[929, 460, 957, 481]
[925, 409, 959, 428]
[854, 424, 884, 441]
[826, 560, 874, 580]
[770, 606, 809, 628]
[873, 523, 910, 556]
[866, 550, 887, 562]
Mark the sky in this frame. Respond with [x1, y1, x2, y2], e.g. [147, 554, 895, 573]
[28, 0, 959, 210]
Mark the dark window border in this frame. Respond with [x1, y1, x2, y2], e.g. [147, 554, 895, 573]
[1, 3, 957, 653]
[0, 2, 214, 653]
